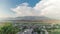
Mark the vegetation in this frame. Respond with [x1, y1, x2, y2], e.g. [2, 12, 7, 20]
[0, 22, 20, 34]
[0, 22, 60, 34]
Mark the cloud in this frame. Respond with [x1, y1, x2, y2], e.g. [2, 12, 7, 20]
[11, 0, 60, 19]
[11, 3, 44, 17]
[34, 0, 60, 19]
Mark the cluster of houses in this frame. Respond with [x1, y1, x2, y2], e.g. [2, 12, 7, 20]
[13, 23, 60, 34]
[17, 29, 48, 34]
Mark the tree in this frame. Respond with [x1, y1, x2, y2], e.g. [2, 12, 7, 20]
[33, 27, 42, 34]
[0, 22, 20, 34]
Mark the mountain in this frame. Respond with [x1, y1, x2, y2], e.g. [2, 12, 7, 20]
[1, 16, 60, 24]
[15, 16, 51, 20]
[3, 16, 50, 21]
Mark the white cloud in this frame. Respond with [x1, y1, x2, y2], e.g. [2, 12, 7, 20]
[11, 0, 60, 19]
[11, 3, 43, 17]
[34, 0, 60, 19]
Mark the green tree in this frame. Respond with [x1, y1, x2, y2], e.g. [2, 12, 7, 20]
[33, 27, 41, 34]
[0, 22, 20, 34]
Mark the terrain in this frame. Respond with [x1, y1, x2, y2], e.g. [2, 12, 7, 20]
[0, 16, 60, 24]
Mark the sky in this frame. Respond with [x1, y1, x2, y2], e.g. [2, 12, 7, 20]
[0, 0, 40, 18]
[0, 0, 60, 19]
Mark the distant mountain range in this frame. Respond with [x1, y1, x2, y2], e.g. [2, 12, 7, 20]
[1, 16, 60, 24]
[4, 16, 51, 20]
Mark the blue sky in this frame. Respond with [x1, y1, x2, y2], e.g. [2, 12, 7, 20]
[0, 0, 40, 15]
[0, 0, 60, 19]
[0, 0, 40, 10]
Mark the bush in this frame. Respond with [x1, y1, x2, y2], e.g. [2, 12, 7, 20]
[0, 22, 20, 34]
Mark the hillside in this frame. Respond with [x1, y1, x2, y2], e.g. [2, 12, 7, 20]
[0, 16, 60, 24]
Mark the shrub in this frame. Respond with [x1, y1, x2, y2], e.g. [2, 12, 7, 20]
[0, 22, 20, 34]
